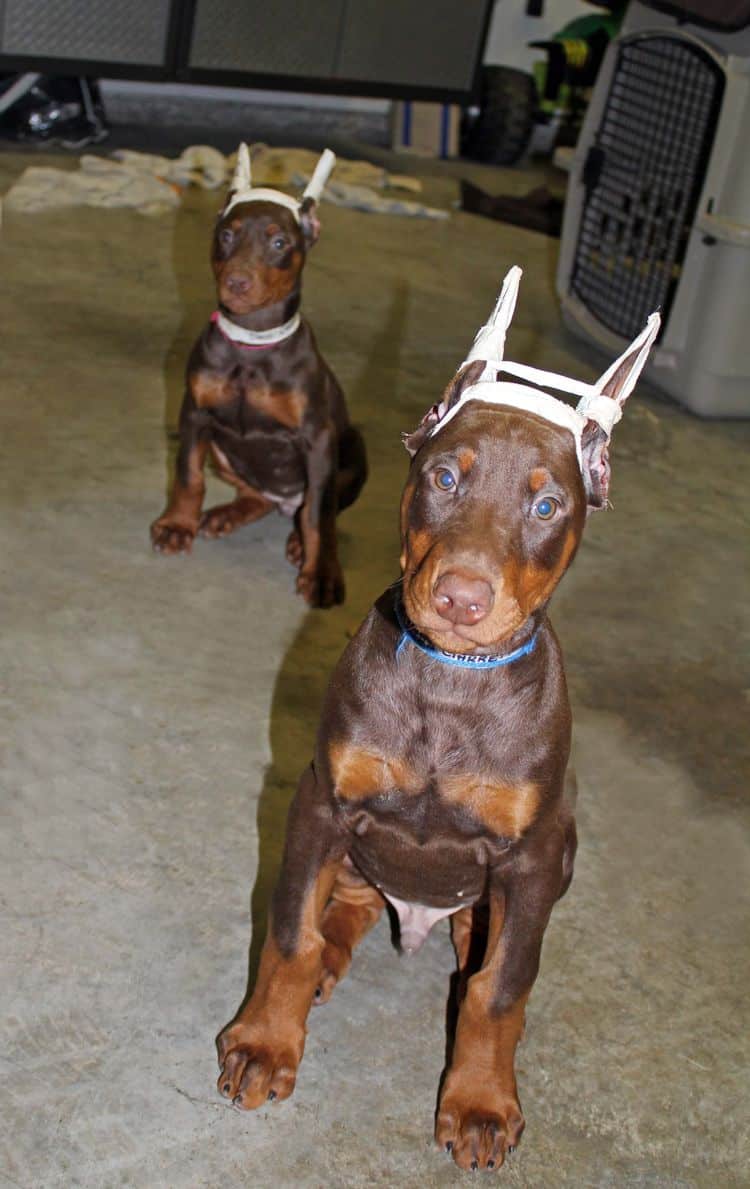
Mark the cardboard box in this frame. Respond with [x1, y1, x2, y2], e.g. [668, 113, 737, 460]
[392, 101, 461, 159]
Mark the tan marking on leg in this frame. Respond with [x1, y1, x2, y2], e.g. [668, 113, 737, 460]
[437, 896, 526, 1170]
[150, 438, 208, 553]
[201, 444, 274, 537]
[328, 742, 420, 801]
[217, 862, 338, 1110]
[440, 777, 539, 839]
[315, 860, 385, 1004]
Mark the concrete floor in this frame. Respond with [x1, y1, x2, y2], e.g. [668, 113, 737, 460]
[1, 136, 748, 1189]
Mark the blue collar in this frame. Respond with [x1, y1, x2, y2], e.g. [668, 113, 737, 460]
[394, 597, 539, 671]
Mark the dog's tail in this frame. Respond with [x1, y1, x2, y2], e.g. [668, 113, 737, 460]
[336, 424, 368, 512]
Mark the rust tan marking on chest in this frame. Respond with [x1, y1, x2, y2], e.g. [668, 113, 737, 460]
[329, 742, 420, 801]
[247, 386, 307, 429]
[191, 370, 232, 409]
[440, 777, 540, 839]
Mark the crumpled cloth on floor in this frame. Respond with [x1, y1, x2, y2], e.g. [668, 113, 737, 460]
[2, 145, 226, 215]
[2, 141, 447, 219]
[247, 142, 447, 220]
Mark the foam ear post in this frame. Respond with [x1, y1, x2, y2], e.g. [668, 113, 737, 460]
[230, 142, 251, 194]
[422, 265, 660, 471]
[594, 311, 662, 405]
[302, 149, 336, 205]
[463, 265, 523, 374]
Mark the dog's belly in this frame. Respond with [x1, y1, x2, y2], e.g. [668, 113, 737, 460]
[347, 825, 490, 943]
[210, 431, 306, 510]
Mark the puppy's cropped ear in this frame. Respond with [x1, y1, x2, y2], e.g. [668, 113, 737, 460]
[222, 141, 251, 210]
[579, 312, 660, 509]
[299, 196, 321, 249]
[299, 148, 335, 249]
[402, 360, 485, 457]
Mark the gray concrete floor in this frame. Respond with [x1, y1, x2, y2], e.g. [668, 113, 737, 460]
[1, 137, 748, 1189]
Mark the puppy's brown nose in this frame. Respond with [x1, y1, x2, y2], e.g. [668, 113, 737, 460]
[432, 572, 493, 626]
[226, 273, 250, 295]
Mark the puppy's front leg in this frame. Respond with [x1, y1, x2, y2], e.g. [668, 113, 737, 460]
[296, 424, 344, 608]
[151, 398, 207, 554]
[217, 766, 345, 1108]
[437, 830, 565, 1171]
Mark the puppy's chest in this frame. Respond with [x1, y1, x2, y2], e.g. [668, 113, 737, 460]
[192, 368, 310, 433]
[329, 736, 540, 844]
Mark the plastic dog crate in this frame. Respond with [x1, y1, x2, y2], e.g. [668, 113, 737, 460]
[557, 1, 750, 417]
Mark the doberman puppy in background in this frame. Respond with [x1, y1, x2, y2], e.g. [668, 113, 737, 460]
[150, 144, 367, 607]
[217, 268, 660, 1169]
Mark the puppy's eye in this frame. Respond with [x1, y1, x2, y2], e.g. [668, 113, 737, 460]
[534, 496, 559, 520]
[219, 228, 233, 246]
[434, 469, 456, 492]
[272, 236, 287, 251]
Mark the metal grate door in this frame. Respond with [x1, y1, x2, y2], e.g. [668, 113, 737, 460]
[571, 35, 724, 339]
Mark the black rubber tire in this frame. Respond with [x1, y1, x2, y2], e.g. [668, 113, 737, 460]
[461, 66, 537, 166]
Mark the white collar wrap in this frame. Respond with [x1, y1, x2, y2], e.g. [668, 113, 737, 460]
[212, 308, 301, 347]
[222, 144, 336, 222]
[429, 267, 660, 471]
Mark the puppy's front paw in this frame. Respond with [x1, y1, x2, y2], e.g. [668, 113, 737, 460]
[198, 502, 244, 538]
[217, 1022, 302, 1110]
[296, 563, 345, 609]
[285, 528, 303, 569]
[436, 1085, 524, 1172]
[150, 518, 196, 555]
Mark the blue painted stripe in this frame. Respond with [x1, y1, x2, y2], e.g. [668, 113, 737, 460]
[402, 101, 412, 147]
[440, 103, 450, 158]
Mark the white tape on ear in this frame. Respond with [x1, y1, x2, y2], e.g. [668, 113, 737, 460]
[222, 187, 302, 219]
[464, 266, 522, 374]
[428, 267, 660, 471]
[302, 148, 336, 205]
[229, 142, 251, 194]
[595, 311, 661, 403]
[222, 140, 308, 220]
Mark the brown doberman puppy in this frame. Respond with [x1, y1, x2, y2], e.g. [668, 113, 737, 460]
[150, 145, 367, 608]
[217, 269, 660, 1169]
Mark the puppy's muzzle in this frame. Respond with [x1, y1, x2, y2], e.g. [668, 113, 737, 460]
[431, 571, 494, 627]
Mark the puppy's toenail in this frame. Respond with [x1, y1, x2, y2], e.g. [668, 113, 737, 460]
[222, 1082, 230, 1094]
[445, 1141, 453, 1153]
[232, 1094, 242, 1105]
[268, 1090, 277, 1101]
[314, 987, 322, 999]
[471, 1160, 478, 1171]
[487, 1159, 495, 1168]
[507, 1145, 515, 1154]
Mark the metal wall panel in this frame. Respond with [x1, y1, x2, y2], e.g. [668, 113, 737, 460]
[335, 0, 487, 89]
[0, 0, 171, 64]
[189, 0, 345, 76]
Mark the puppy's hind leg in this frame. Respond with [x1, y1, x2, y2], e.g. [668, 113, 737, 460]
[313, 857, 385, 1005]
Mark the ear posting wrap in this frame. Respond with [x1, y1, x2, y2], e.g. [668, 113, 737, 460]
[430, 267, 661, 470]
[222, 144, 336, 221]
